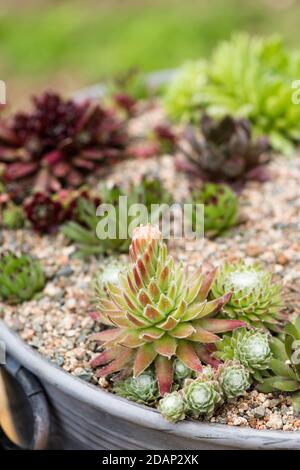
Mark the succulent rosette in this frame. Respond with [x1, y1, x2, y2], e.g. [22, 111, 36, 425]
[217, 360, 251, 399]
[158, 391, 186, 423]
[216, 328, 272, 382]
[0, 92, 128, 198]
[90, 224, 245, 395]
[177, 114, 269, 185]
[93, 261, 126, 299]
[24, 192, 67, 234]
[211, 261, 282, 331]
[0, 251, 45, 304]
[183, 377, 223, 418]
[191, 183, 238, 238]
[113, 370, 159, 405]
[173, 359, 194, 382]
[2, 202, 25, 229]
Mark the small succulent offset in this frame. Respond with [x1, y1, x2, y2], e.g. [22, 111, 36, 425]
[258, 317, 300, 412]
[2, 203, 25, 229]
[158, 391, 186, 423]
[211, 261, 282, 331]
[217, 360, 251, 400]
[0, 251, 45, 304]
[113, 370, 159, 406]
[178, 115, 269, 184]
[0, 92, 128, 198]
[93, 260, 126, 299]
[131, 174, 173, 208]
[191, 183, 238, 238]
[173, 359, 194, 382]
[24, 192, 67, 234]
[90, 224, 245, 395]
[183, 376, 223, 419]
[216, 328, 272, 382]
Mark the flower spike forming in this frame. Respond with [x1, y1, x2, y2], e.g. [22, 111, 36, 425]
[91, 224, 245, 396]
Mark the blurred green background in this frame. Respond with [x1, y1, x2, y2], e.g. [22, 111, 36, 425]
[1, 0, 300, 105]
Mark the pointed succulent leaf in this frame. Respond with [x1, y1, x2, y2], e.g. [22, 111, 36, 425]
[270, 358, 297, 380]
[133, 343, 157, 376]
[95, 348, 134, 376]
[139, 327, 165, 341]
[197, 318, 245, 333]
[157, 316, 179, 331]
[143, 304, 165, 323]
[189, 326, 220, 343]
[155, 356, 173, 396]
[154, 335, 177, 358]
[89, 328, 122, 343]
[90, 347, 121, 368]
[176, 341, 203, 373]
[169, 323, 196, 338]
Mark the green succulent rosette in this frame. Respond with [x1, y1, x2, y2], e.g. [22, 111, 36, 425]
[158, 391, 186, 423]
[93, 260, 126, 299]
[191, 183, 238, 238]
[113, 370, 159, 406]
[0, 251, 45, 304]
[217, 360, 251, 400]
[216, 328, 272, 382]
[184, 377, 223, 418]
[2, 203, 25, 230]
[211, 261, 282, 331]
[173, 359, 194, 382]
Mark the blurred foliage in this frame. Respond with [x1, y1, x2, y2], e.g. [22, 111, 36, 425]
[165, 34, 300, 154]
[1, 0, 300, 90]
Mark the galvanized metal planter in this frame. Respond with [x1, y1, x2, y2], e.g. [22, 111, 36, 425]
[1, 321, 300, 450]
[1, 72, 300, 450]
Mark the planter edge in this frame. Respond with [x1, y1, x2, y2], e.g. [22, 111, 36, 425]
[1, 321, 300, 449]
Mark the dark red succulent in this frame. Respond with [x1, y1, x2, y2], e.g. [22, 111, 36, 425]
[153, 124, 177, 154]
[177, 114, 270, 186]
[23, 192, 66, 234]
[113, 93, 137, 116]
[0, 92, 129, 198]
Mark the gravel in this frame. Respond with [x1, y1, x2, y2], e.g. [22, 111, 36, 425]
[1, 131, 300, 430]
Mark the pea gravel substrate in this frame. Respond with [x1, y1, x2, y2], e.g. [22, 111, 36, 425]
[1, 151, 300, 432]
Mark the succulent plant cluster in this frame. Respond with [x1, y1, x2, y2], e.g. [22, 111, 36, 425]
[0, 92, 128, 198]
[178, 114, 270, 185]
[211, 261, 283, 331]
[258, 317, 300, 412]
[158, 360, 250, 423]
[165, 34, 300, 154]
[90, 224, 245, 395]
[191, 183, 238, 238]
[0, 251, 45, 304]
